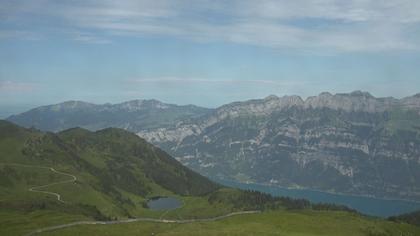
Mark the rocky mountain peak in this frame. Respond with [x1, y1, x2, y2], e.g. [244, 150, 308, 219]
[319, 92, 333, 97]
[401, 94, 420, 110]
[278, 95, 304, 107]
[215, 91, 420, 116]
[49, 101, 95, 111]
[348, 90, 374, 98]
[118, 99, 170, 111]
[305, 91, 385, 112]
[264, 95, 280, 100]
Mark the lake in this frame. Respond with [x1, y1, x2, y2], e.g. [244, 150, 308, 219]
[214, 178, 420, 218]
[147, 196, 182, 210]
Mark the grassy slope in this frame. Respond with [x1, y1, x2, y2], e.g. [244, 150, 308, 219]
[389, 210, 420, 227]
[41, 211, 420, 236]
[0, 120, 225, 235]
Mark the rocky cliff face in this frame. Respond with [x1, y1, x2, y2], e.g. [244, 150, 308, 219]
[7, 92, 420, 201]
[138, 92, 420, 201]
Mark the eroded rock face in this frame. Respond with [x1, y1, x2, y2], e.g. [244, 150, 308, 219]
[138, 91, 420, 143]
[7, 91, 420, 201]
[138, 92, 420, 201]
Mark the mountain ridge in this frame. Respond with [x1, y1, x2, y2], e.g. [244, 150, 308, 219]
[8, 91, 420, 125]
[134, 92, 420, 201]
[216, 90, 420, 116]
[5, 91, 420, 201]
[7, 99, 212, 132]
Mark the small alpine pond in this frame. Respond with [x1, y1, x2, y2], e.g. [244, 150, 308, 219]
[147, 196, 182, 210]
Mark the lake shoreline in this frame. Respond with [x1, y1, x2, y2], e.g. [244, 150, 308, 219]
[213, 178, 420, 218]
[257, 181, 419, 204]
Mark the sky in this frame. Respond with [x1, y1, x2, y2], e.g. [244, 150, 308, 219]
[1, 0, 420, 117]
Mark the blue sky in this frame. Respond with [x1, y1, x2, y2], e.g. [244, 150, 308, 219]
[1, 0, 420, 117]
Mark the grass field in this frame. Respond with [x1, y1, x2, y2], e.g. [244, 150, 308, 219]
[1, 162, 420, 236]
[0, 163, 232, 235]
[0, 209, 90, 236]
[37, 210, 420, 236]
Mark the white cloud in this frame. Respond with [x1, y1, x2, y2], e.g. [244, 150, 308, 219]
[0, 81, 38, 93]
[71, 31, 112, 44]
[2, 0, 420, 52]
[131, 77, 308, 86]
[230, 0, 420, 23]
[0, 30, 42, 40]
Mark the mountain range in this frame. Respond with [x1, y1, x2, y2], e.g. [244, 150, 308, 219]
[2, 120, 420, 235]
[7, 91, 420, 201]
[7, 99, 210, 132]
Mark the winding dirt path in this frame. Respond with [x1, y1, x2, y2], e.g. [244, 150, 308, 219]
[1, 163, 261, 235]
[0, 163, 77, 203]
[25, 211, 261, 236]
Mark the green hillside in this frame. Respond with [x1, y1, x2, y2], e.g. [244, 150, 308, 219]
[0, 120, 224, 235]
[0, 120, 419, 236]
[389, 210, 420, 226]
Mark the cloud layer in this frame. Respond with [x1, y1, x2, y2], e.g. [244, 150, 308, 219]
[0, 81, 37, 93]
[1, 0, 419, 51]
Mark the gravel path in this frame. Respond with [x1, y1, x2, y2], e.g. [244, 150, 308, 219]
[25, 211, 261, 236]
[0, 163, 260, 236]
[0, 163, 77, 203]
